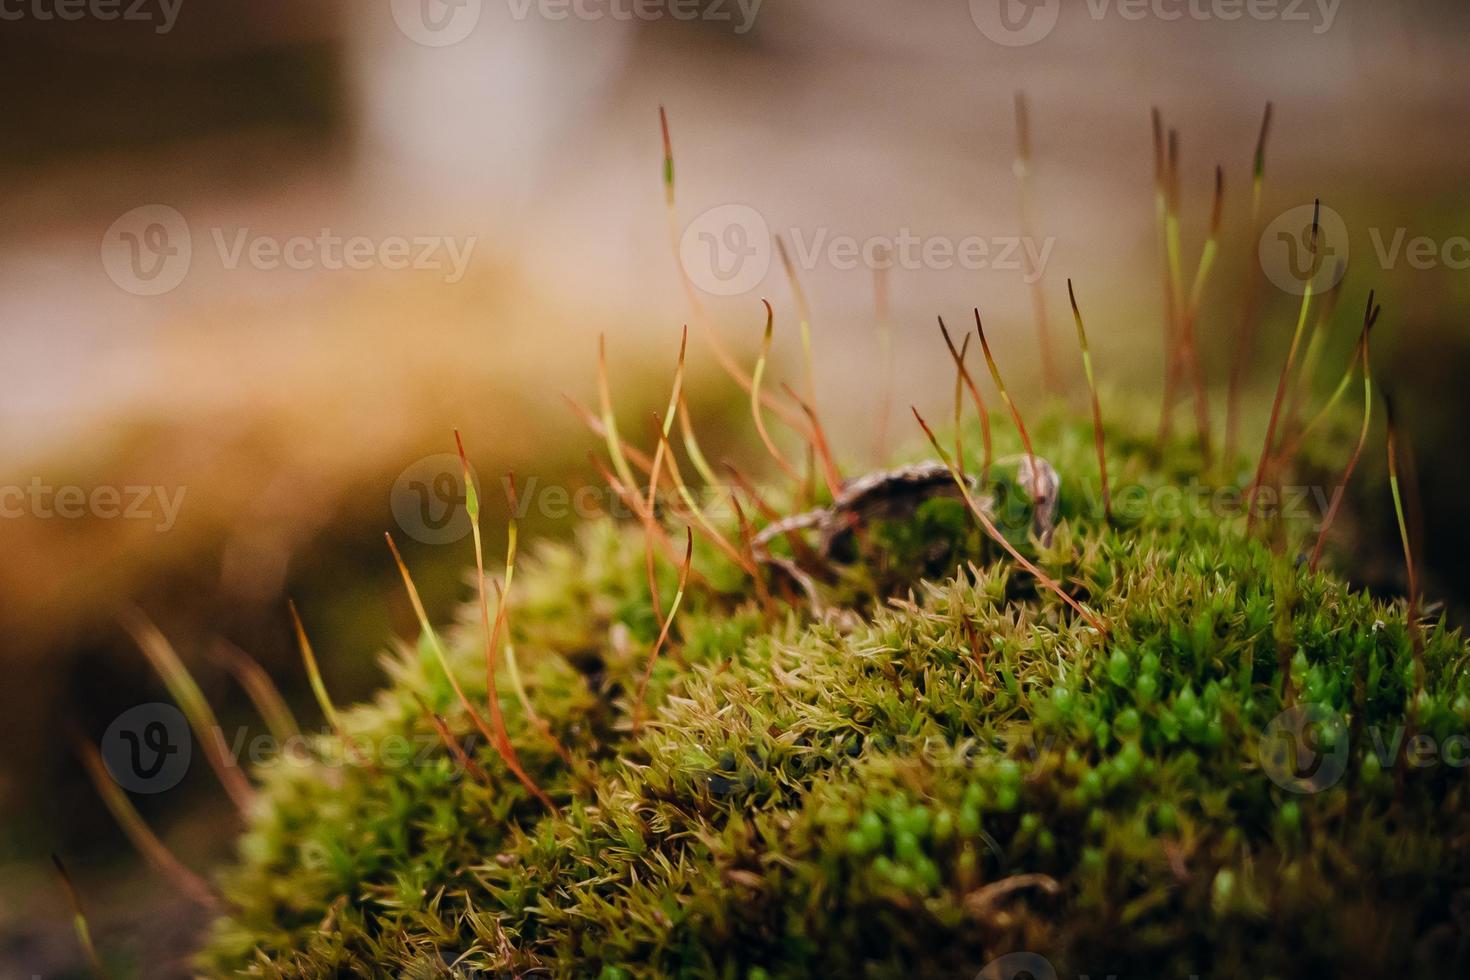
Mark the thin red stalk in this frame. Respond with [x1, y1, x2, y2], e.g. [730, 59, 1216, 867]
[940, 316, 992, 484]
[1014, 92, 1058, 393]
[1068, 279, 1111, 517]
[1224, 101, 1275, 462]
[1310, 297, 1377, 570]
[750, 298, 802, 482]
[974, 308, 1039, 501]
[455, 430, 557, 814]
[633, 528, 694, 733]
[1246, 200, 1320, 532]
[780, 382, 843, 500]
[659, 107, 804, 431]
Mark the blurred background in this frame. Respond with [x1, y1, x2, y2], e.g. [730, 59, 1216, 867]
[2, 0, 1468, 974]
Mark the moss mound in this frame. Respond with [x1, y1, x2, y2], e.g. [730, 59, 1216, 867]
[201, 415, 1470, 978]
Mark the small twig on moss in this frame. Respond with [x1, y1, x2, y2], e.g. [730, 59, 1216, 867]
[914, 408, 1106, 634]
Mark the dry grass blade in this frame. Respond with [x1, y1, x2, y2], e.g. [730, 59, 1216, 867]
[1278, 281, 1372, 465]
[1246, 199, 1320, 531]
[1160, 127, 1186, 441]
[913, 408, 1105, 634]
[953, 333, 971, 481]
[1384, 392, 1425, 697]
[676, 389, 721, 488]
[1153, 107, 1179, 440]
[210, 638, 299, 745]
[588, 451, 680, 563]
[872, 246, 894, 464]
[75, 737, 218, 909]
[598, 335, 638, 491]
[1014, 92, 1057, 392]
[496, 581, 578, 771]
[974, 308, 1039, 500]
[750, 298, 802, 482]
[1178, 164, 1223, 463]
[1225, 101, 1275, 461]
[654, 417, 757, 575]
[287, 598, 379, 773]
[412, 692, 489, 785]
[776, 234, 817, 405]
[940, 316, 992, 484]
[52, 854, 112, 979]
[1283, 260, 1346, 437]
[781, 381, 843, 500]
[120, 607, 254, 814]
[456, 430, 557, 813]
[633, 527, 694, 733]
[658, 107, 804, 430]
[1068, 280, 1111, 517]
[1310, 295, 1378, 570]
[563, 394, 655, 474]
[729, 494, 774, 614]
[385, 531, 505, 759]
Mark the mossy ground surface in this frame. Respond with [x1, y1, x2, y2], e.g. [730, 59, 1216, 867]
[202, 413, 1470, 978]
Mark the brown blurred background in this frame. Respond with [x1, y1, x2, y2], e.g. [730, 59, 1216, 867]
[3, 0, 1469, 975]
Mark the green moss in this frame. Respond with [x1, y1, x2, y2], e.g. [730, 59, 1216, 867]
[200, 414, 1470, 977]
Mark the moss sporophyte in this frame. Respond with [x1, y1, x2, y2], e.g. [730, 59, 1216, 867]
[66, 105, 1470, 977]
